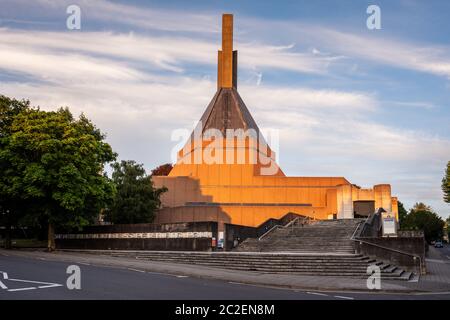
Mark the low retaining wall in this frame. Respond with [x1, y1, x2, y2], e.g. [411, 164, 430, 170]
[355, 235, 426, 274]
[57, 238, 213, 251]
[354, 211, 426, 274]
[56, 221, 218, 251]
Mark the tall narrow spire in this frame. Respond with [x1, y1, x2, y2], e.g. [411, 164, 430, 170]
[217, 14, 237, 89]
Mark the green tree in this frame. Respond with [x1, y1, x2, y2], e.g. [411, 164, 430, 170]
[411, 202, 432, 212]
[106, 160, 167, 224]
[0, 95, 31, 249]
[402, 204, 445, 243]
[397, 200, 408, 226]
[0, 105, 116, 250]
[0, 95, 30, 133]
[443, 161, 450, 203]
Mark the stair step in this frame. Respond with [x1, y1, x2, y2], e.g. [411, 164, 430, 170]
[384, 265, 397, 273]
[84, 218, 412, 282]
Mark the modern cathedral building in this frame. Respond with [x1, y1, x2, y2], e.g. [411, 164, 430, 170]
[153, 14, 398, 230]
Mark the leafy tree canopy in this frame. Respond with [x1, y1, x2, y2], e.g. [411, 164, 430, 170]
[442, 161, 450, 203]
[411, 202, 433, 212]
[402, 204, 445, 243]
[0, 95, 32, 248]
[0, 95, 30, 136]
[106, 160, 167, 224]
[397, 200, 408, 226]
[0, 104, 116, 250]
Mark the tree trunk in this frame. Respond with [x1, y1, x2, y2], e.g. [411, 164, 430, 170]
[4, 223, 12, 249]
[47, 222, 56, 252]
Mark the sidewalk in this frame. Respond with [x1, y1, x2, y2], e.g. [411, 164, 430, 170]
[383, 245, 450, 292]
[2, 248, 450, 294]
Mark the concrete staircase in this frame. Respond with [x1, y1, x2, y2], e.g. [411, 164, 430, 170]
[66, 219, 413, 280]
[89, 250, 412, 280]
[235, 218, 362, 254]
[225, 218, 413, 280]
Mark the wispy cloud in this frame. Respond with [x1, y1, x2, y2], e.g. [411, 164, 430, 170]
[383, 100, 436, 110]
[0, 28, 333, 78]
[1, 0, 449, 216]
[243, 18, 450, 79]
[4, 0, 450, 79]
[2, 0, 218, 33]
[0, 43, 147, 82]
[309, 27, 450, 79]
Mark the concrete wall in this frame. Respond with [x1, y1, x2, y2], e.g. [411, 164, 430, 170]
[154, 170, 397, 227]
[355, 236, 426, 274]
[374, 184, 392, 212]
[153, 165, 356, 227]
[354, 209, 425, 274]
[55, 222, 218, 251]
[154, 205, 328, 227]
[336, 184, 353, 219]
[57, 238, 213, 251]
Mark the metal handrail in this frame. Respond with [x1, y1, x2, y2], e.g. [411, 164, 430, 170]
[258, 225, 281, 241]
[351, 237, 423, 276]
[258, 217, 301, 241]
[350, 220, 364, 241]
[284, 217, 300, 228]
[350, 217, 424, 275]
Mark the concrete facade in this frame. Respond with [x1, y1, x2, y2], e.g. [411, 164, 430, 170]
[153, 14, 398, 228]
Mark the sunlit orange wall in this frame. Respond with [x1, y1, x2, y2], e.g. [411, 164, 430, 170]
[153, 139, 396, 227]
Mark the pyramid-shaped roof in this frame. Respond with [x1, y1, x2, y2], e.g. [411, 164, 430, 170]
[197, 88, 261, 136]
[198, 14, 261, 135]
[171, 14, 283, 176]
[185, 14, 267, 145]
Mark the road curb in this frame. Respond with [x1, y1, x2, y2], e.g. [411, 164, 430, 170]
[0, 248, 445, 296]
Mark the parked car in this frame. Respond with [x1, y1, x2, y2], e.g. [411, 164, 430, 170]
[434, 241, 444, 248]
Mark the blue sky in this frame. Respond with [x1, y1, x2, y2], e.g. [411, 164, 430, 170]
[0, 0, 449, 218]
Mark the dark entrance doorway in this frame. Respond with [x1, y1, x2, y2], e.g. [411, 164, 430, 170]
[353, 201, 375, 218]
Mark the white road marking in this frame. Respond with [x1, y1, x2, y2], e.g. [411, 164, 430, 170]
[306, 291, 329, 297]
[143, 271, 189, 278]
[0, 271, 9, 289]
[8, 287, 37, 292]
[0, 270, 63, 292]
[78, 262, 91, 266]
[0, 280, 7, 290]
[334, 295, 354, 300]
[127, 268, 145, 273]
[8, 278, 59, 285]
[37, 284, 63, 289]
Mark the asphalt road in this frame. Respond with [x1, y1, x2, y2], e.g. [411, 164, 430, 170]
[434, 243, 450, 259]
[1, 254, 450, 300]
